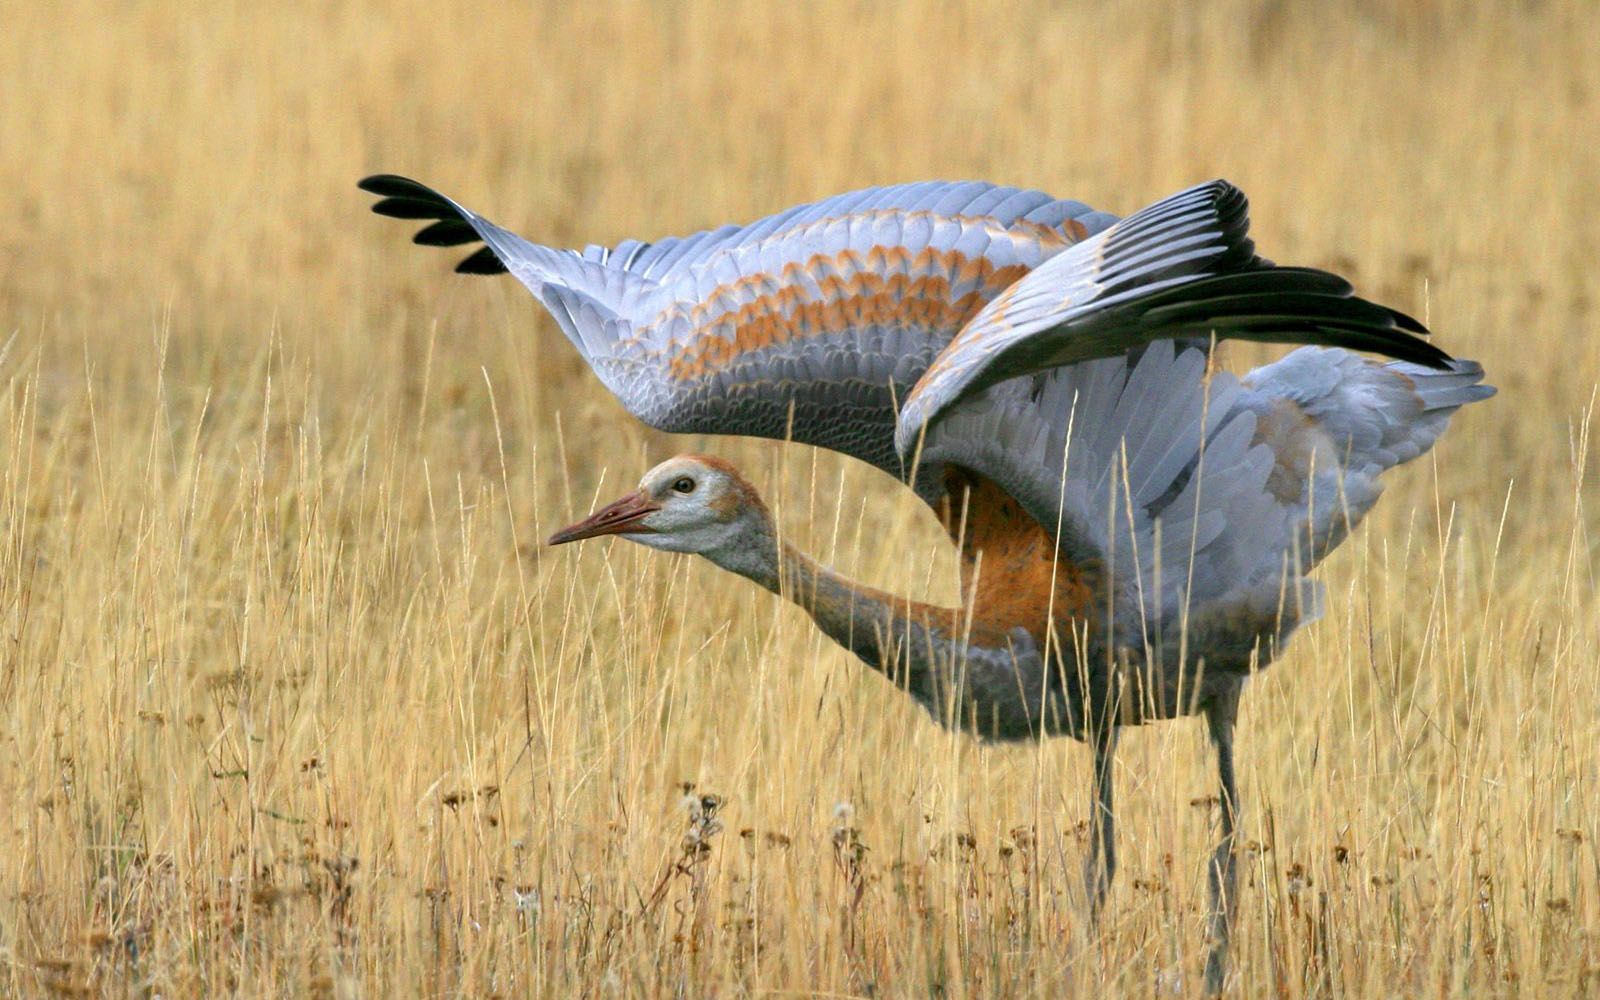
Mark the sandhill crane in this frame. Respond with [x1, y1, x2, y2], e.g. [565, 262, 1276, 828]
[361, 175, 1492, 989]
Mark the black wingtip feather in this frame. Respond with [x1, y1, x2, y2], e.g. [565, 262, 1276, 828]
[1200, 179, 1256, 272]
[1129, 264, 1450, 368]
[454, 247, 508, 275]
[361, 173, 507, 277]
[371, 196, 455, 220]
[1230, 321, 1451, 368]
[1385, 307, 1428, 334]
[413, 220, 478, 247]
[358, 174, 443, 200]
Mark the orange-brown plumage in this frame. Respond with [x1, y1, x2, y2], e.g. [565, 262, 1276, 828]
[939, 468, 1101, 645]
[645, 247, 1032, 381]
[1250, 398, 1322, 504]
[643, 238, 1044, 334]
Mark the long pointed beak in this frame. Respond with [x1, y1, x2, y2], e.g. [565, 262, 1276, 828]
[547, 490, 661, 546]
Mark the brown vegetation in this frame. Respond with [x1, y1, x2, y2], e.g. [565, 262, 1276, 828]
[2, 2, 1596, 995]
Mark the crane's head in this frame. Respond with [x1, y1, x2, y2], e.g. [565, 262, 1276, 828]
[547, 455, 771, 557]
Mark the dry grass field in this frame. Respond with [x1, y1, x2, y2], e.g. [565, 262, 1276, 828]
[2, 1, 1597, 996]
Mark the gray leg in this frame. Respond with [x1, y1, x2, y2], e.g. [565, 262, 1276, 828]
[1084, 725, 1119, 922]
[1203, 684, 1242, 994]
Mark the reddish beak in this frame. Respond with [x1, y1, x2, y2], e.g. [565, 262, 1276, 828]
[547, 490, 661, 545]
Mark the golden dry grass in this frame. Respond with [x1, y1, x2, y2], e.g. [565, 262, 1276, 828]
[2, 1, 1597, 996]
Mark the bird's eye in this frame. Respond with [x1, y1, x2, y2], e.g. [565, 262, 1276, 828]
[671, 476, 696, 494]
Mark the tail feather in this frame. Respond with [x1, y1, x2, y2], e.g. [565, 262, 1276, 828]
[1139, 349, 1492, 677]
[1401, 359, 1497, 411]
[1230, 347, 1495, 576]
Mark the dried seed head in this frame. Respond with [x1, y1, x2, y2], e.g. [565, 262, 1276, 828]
[513, 886, 541, 915]
[1285, 862, 1310, 894]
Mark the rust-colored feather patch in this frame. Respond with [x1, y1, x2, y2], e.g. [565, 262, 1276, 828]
[1250, 399, 1328, 504]
[626, 238, 1039, 382]
[938, 468, 1102, 644]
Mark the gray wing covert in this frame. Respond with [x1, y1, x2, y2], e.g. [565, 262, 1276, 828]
[587, 180, 1111, 281]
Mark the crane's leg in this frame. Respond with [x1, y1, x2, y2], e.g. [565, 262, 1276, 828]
[1203, 683, 1242, 994]
[1084, 724, 1119, 923]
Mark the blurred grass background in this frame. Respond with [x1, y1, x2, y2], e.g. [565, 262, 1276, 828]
[2, 1, 1596, 996]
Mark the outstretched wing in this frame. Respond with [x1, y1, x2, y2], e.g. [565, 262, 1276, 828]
[362, 174, 1117, 479]
[894, 181, 1451, 455]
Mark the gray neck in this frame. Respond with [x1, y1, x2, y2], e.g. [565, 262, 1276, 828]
[701, 525, 785, 595]
[702, 520, 935, 671]
[701, 521, 1071, 741]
